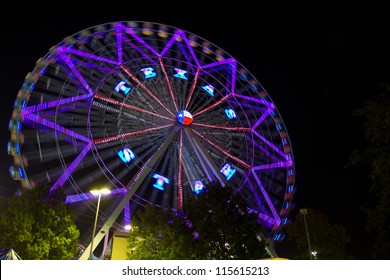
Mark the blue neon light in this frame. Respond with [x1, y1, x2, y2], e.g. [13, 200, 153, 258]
[220, 163, 236, 180]
[114, 81, 131, 95]
[194, 181, 205, 194]
[140, 67, 156, 79]
[152, 174, 170, 190]
[118, 148, 135, 163]
[224, 108, 236, 119]
[202, 84, 214, 96]
[173, 68, 188, 80]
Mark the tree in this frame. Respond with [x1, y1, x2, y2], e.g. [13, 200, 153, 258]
[127, 182, 267, 260]
[183, 182, 267, 259]
[348, 84, 390, 259]
[285, 208, 351, 259]
[127, 204, 193, 260]
[0, 187, 80, 259]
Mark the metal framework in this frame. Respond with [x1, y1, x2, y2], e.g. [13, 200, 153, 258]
[8, 21, 296, 257]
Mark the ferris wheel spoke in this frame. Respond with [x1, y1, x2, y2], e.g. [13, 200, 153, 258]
[93, 124, 174, 145]
[158, 56, 178, 112]
[252, 160, 293, 171]
[24, 93, 93, 113]
[252, 129, 288, 160]
[177, 130, 183, 210]
[10, 22, 296, 249]
[120, 65, 175, 117]
[22, 112, 90, 143]
[251, 170, 281, 226]
[244, 180, 278, 227]
[184, 127, 228, 187]
[192, 122, 251, 132]
[192, 93, 234, 117]
[93, 93, 174, 121]
[185, 68, 201, 110]
[191, 128, 251, 170]
[50, 142, 92, 193]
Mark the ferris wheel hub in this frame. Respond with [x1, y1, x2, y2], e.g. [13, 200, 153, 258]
[176, 110, 193, 125]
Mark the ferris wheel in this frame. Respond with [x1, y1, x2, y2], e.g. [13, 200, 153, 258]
[8, 21, 296, 259]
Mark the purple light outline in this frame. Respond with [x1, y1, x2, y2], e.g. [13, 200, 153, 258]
[252, 130, 288, 160]
[116, 23, 123, 65]
[24, 93, 92, 113]
[175, 30, 201, 68]
[124, 201, 131, 226]
[56, 47, 95, 95]
[201, 58, 236, 93]
[159, 29, 201, 70]
[122, 37, 159, 65]
[50, 142, 92, 193]
[227, 100, 263, 111]
[252, 160, 293, 171]
[120, 23, 160, 57]
[22, 112, 90, 143]
[245, 134, 279, 162]
[58, 47, 120, 66]
[252, 103, 275, 130]
[251, 170, 281, 226]
[233, 93, 273, 107]
[64, 188, 126, 203]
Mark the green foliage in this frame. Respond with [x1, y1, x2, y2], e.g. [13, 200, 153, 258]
[348, 85, 390, 259]
[285, 208, 351, 259]
[127, 182, 266, 260]
[0, 187, 80, 259]
[127, 204, 193, 260]
[184, 182, 266, 259]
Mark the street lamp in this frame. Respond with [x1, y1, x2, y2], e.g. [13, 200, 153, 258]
[300, 208, 313, 260]
[89, 188, 111, 260]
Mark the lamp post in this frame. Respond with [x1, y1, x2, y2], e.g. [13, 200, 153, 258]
[89, 188, 111, 260]
[300, 208, 313, 260]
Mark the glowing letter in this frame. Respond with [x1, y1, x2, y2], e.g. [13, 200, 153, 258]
[224, 108, 236, 119]
[194, 181, 205, 194]
[152, 173, 170, 190]
[118, 148, 135, 163]
[115, 81, 131, 95]
[202, 84, 214, 96]
[173, 68, 188, 80]
[140, 67, 156, 79]
[220, 163, 236, 180]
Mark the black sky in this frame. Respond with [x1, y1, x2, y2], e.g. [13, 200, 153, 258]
[0, 7, 389, 259]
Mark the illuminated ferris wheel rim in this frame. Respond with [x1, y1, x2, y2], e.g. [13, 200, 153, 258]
[8, 21, 296, 244]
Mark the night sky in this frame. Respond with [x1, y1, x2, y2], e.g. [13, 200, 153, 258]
[0, 7, 388, 259]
